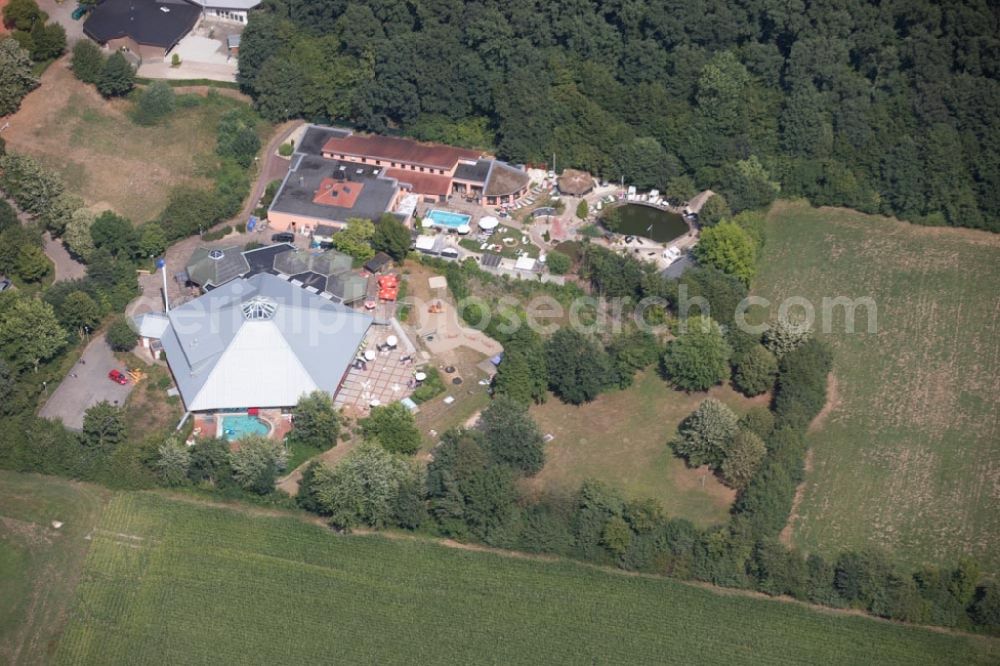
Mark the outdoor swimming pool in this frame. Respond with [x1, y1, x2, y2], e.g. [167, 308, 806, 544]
[220, 414, 271, 441]
[426, 209, 472, 229]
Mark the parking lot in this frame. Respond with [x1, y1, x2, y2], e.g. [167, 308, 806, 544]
[38, 333, 135, 430]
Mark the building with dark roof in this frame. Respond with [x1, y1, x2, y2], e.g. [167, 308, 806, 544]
[267, 154, 401, 234]
[84, 0, 200, 61]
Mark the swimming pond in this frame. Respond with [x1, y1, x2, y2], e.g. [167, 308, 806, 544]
[426, 209, 472, 229]
[220, 414, 271, 441]
[602, 204, 688, 243]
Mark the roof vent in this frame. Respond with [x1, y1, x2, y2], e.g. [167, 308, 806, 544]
[242, 296, 277, 321]
[160, 6, 170, 11]
[208, 249, 225, 260]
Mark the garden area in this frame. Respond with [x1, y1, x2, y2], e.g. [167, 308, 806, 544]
[458, 224, 540, 259]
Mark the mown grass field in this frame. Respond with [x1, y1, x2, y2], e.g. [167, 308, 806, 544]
[3, 60, 248, 222]
[0, 472, 109, 664]
[528, 371, 764, 527]
[754, 201, 1000, 574]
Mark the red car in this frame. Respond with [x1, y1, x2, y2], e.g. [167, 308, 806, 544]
[108, 369, 128, 385]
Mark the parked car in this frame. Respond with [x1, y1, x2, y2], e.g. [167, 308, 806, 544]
[71, 5, 87, 19]
[108, 369, 128, 385]
[271, 232, 294, 243]
[0, 277, 11, 292]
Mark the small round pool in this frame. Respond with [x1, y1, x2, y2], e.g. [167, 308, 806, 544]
[220, 414, 271, 441]
[603, 203, 688, 243]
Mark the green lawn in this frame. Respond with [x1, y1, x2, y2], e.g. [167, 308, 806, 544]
[0, 471, 109, 665]
[753, 201, 1000, 574]
[460, 224, 540, 259]
[528, 371, 764, 528]
[36, 485, 996, 664]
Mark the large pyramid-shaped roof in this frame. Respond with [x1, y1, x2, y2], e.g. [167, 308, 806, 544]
[158, 273, 372, 411]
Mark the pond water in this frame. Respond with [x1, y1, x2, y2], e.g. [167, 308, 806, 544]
[603, 204, 688, 243]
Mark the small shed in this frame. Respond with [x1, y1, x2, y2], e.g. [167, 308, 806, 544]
[557, 169, 594, 196]
[227, 33, 241, 56]
[364, 252, 393, 274]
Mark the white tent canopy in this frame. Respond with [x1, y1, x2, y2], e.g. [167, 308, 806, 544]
[420, 217, 435, 228]
[456, 224, 472, 235]
[478, 216, 499, 230]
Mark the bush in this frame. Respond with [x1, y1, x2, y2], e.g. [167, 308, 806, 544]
[106, 316, 138, 352]
[200, 225, 232, 241]
[360, 403, 421, 455]
[132, 81, 175, 126]
[575, 199, 589, 219]
[97, 51, 135, 98]
[732, 344, 778, 396]
[661, 316, 732, 391]
[410, 367, 444, 404]
[545, 250, 571, 275]
[171, 53, 181, 67]
[278, 142, 294, 157]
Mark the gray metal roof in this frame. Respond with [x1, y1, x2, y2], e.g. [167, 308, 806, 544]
[269, 155, 398, 224]
[186, 246, 250, 288]
[327, 273, 369, 304]
[159, 273, 372, 411]
[273, 248, 352, 277]
[297, 125, 353, 157]
[453, 159, 492, 184]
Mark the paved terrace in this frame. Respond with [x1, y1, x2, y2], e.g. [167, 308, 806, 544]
[335, 324, 420, 414]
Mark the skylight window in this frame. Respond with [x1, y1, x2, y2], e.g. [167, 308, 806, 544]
[241, 296, 277, 320]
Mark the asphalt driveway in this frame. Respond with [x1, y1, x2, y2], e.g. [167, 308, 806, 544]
[39, 333, 134, 430]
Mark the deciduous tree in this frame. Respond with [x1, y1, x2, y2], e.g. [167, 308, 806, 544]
[229, 434, 288, 494]
[732, 344, 778, 396]
[156, 438, 191, 486]
[544, 327, 610, 404]
[71, 39, 104, 84]
[312, 442, 418, 528]
[721, 430, 767, 489]
[361, 402, 420, 454]
[371, 213, 411, 261]
[661, 316, 732, 391]
[0, 297, 66, 371]
[673, 398, 739, 468]
[694, 221, 758, 284]
[331, 217, 375, 261]
[476, 395, 545, 475]
[81, 401, 126, 451]
[544, 250, 571, 275]
[288, 391, 339, 450]
[106, 316, 137, 352]
[14, 244, 49, 282]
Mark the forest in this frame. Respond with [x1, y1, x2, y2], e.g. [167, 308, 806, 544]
[237, 0, 999, 231]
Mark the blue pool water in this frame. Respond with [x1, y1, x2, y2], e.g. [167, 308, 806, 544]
[221, 415, 270, 441]
[426, 209, 471, 229]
